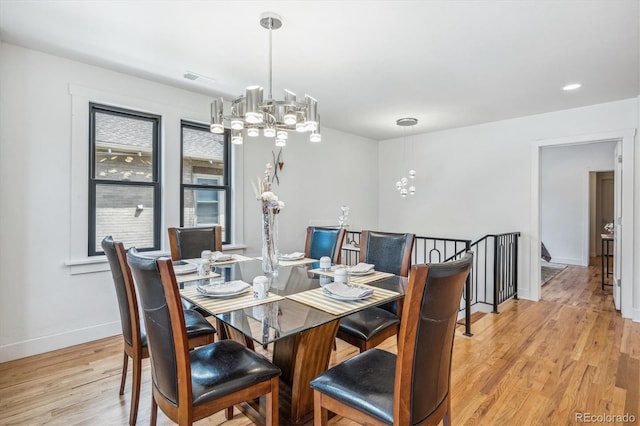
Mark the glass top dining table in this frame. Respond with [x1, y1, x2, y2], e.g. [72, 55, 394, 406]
[178, 258, 406, 346]
[177, 257, 406, 424]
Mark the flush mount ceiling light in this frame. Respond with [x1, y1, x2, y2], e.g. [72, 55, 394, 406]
[209, 12, 321, 146]
[396, 117, 418, 127]
[395, 117, 418, 197]
[562, 83, 582, 91]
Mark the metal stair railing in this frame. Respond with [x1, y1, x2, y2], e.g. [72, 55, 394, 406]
[341, 230, 520, 336]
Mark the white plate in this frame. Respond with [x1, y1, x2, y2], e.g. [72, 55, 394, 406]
[323, 289, 373, 301]
[173, 263, 197, 275]
[197, 286, 251, 299]
[348, 269, 376, 276]
[280, 253, 305, 261]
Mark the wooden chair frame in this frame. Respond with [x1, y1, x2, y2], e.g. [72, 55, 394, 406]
[152, 258, 279, 425]
[111, 242, 214, 426]
[304, 226, 347, 264]
[336, 230, 415, 353]
[357, 230, 414, 277]
[315, 257, 471, 425]
[168, 226, 222, 261]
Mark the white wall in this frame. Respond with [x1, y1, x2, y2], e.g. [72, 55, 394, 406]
[240, 128, 378, 256]
[378, 98, 637, 303]
[540, 142, 616, 265]
[1, 40, 638, 362]
[636, 95, 640, 320]
[0, 42, 378, 362]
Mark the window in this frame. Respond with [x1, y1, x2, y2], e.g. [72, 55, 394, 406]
[180, 121, 231, 243]
[89, 104, 161, 255]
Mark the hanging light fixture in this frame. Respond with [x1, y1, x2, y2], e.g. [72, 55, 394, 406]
[209, 12, 321, 145]
[395, 117, 418, 197]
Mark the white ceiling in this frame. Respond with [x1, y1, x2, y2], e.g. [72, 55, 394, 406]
[1, 0, 638, 140]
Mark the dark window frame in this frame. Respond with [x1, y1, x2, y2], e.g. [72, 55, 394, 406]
[179, 120, 231, 244]
[88, 103, 161, 256]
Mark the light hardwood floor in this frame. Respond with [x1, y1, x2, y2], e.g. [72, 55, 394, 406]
[1, 261, 638, 425]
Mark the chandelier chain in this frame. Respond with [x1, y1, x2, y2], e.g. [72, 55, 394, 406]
[268, 22, 273, 100]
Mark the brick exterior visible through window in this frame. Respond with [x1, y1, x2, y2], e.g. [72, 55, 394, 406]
[89, 104, 161, 255]
[180, 121, 231, 243]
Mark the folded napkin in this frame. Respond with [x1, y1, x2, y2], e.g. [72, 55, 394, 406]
[347, 263, 375, 274]
[323, 282, 373, 299]
[280, 252, 305, 260]
[211, 251, 233, 262]
[173, 262, 197, 275]
[197, 280, 250, 296]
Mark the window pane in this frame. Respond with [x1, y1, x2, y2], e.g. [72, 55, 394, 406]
[196, 178, 219, 202]
[94, 184, 155, 252]
[182, 127, 225, 185]
[94, 112, 154, 182]
[196, 188, 218, 202]
[183, 188, 226, 239]
[197, 203, 218, 223]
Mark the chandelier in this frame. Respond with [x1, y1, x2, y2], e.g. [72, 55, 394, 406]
[395, 117, 417, 197]
[209, 12, 321, 146]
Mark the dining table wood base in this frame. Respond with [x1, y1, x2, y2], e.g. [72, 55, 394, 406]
[236, 319, 340, 424]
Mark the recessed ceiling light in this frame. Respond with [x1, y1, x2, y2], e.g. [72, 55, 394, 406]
[562, 83, 582, 91]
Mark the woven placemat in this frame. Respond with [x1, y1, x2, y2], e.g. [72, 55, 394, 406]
[307, 268, 395, 284]
[285, 284, 400, 316]
[175, 271, 220, 283]
[180, 285, 283, 314]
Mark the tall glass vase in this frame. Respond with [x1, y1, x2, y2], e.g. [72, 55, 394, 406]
[262, 207, 279, 275]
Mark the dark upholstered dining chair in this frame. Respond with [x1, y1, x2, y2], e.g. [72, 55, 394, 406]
[167, 226, 257, 348]
[304, 226, 346, 264]
[126, 248, 281, 426]
[101, 236, 216, 426]
[336, 230, 415, 352]
[311, 253, 473, 426]
[168, 226, 222, 261]
[167, 226, 223, 313]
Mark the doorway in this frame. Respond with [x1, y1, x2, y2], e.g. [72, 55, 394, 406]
[530, 129, 634, 319]
[539, 142, 615, 268]
[589, 171, 614, 259]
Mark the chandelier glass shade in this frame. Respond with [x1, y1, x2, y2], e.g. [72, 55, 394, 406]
[395, 117, 418, 197]
[210, 12, 321, 146]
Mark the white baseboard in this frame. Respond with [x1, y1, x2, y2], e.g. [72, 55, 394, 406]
[517, 289, 532, 301]
[0, 321, 121, 363]
[549, 257, 584, 266]
[472, 304, 494, 314]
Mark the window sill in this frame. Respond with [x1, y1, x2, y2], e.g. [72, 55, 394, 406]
[65, 257, 111, 275]
[222, 243, 247, 252]
[66, 245, 247, 275]
[65, 250, 170, 275]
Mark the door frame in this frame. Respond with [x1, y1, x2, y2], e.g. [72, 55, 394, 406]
[530, 129, 635, 319]
[589, 171, 615, 258]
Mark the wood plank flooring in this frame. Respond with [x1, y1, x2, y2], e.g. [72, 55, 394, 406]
[1, 260, 638, 425]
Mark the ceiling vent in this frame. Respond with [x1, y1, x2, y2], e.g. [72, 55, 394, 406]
[183, 71, 216, 85]
[183, 71, 199, 80]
